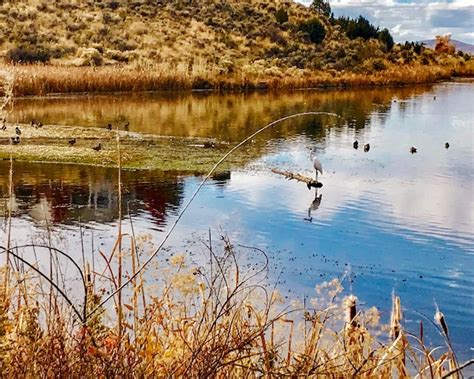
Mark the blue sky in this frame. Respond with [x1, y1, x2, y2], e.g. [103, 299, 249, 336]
[297, 0, 474, 44]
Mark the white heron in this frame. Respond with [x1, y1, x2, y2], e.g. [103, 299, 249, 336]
[310, 148, 323, 181]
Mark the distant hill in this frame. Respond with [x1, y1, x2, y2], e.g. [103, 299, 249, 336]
[421, 39, 474, 54]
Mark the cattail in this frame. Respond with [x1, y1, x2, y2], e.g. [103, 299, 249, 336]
[390, 292, 402, 340]
[344, 294, 357, 326]
[419, 320, 424, 344]
[435, 310, 449, 337]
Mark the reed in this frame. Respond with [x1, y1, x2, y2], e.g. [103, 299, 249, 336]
[4, 60, 473, 97]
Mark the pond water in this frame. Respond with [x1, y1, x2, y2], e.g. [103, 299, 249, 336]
[1, 81, 473, 362]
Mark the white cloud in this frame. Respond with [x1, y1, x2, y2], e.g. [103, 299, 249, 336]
[297, 1, 474, 44]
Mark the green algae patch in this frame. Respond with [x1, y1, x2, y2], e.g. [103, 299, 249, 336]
[0, 123, 259, 173]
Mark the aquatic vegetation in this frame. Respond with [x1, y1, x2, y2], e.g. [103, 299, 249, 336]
[0, 122, 258, 172]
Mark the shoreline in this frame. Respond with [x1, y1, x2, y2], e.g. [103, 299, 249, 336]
[0, 123, 259, 173]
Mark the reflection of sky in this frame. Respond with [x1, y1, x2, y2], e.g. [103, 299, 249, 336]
[171, 82, 474, 360]
[1, 82, 473, 361]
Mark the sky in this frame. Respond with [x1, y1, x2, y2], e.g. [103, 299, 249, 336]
[297, 0, 474, 44]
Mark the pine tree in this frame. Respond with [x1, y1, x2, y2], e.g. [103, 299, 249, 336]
[310, 0, 331, 18]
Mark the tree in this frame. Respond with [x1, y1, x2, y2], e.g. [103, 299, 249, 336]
[344, 16, 379, 40]
[310, 0, 331, 18]
[378, 28, 394, 51]
[299, 18, 326, 44]
[275, 8, 288, 24]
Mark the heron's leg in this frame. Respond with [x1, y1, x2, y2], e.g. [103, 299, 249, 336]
[315, 171, 318, 181]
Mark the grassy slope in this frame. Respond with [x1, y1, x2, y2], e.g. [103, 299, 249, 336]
[0, 0, 472, 96]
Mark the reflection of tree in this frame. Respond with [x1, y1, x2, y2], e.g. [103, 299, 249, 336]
[0, 162, 185, 227]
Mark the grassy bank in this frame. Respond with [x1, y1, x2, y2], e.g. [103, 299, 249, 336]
[3, 60, 474, 97]
[0, 122, 261, 172]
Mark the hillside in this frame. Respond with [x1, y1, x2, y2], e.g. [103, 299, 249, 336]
[0, 0, 472, 95]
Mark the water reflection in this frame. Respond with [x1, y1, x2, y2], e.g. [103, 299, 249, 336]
[11, 86, 432, 142]
[305, 188, 322, 222]
[0, 162, 186, 226]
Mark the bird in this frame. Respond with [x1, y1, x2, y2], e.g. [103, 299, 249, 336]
[92, 143, 102, 151]
[68, 138, 76, 146]
[107, 123, 112, 131]
[15, 126, 21, 135]
[363, 143, 370, 152]
[445, 142, 450, 149]
[37, 122, 43, 128]
[353, 140, 359, 149]
[410, 146, 417, 154]
[310, 148, 323, 181]
[30, 120, 37, 127]
[1, 119, 6, 131]
[10, 136, 20, 145]
[203, 141, 215, 148]
[124, 121, 129, 131]
[433, 96, 436, 100]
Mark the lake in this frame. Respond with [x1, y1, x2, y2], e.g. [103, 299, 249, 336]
[1, 80, 473, 362]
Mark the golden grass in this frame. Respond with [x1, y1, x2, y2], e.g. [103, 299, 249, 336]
[4, 59, 474, 97]
[0, 235, 468, 377]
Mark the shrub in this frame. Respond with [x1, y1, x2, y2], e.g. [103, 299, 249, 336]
[298, 18, 326, 44]
[275, 8, 288, 24]
[371, 58, 386, 71]
[266, 26, 287, 46]
[79, 47, 103, 66]
[5, 46, 51, 63]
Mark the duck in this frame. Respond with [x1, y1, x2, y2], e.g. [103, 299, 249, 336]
[92, 143, 102, 151]
[124, 121, 129, 131]
[203, 141, 215, 148]
[445, 142, 450, 149]
[410, 146, 417, 154]
[107, 123, 112, 131]
[68, 138, 76, 146]
[10, 136, 20, 145]
[363, 143, 370, 152]
[37, 122, 43, 128]
[15, 126, 21, 135]
[353, 140, 359, 149]
[1, 119, 6, 131]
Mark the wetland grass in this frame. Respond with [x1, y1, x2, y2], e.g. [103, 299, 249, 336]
[3, 60, 473, 97]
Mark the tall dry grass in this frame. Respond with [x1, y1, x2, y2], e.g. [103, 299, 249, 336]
[5, 59, 474, 97]
[0, 232, 470, 377]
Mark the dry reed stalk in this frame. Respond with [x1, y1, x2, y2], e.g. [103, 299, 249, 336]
[116, 126, 123, 337]
[3, 154, 13, 301]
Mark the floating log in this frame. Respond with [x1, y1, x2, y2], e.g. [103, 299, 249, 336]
[271, 169, 323, 189]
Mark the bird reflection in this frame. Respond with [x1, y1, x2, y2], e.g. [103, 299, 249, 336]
[304, 188, 322, 222]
